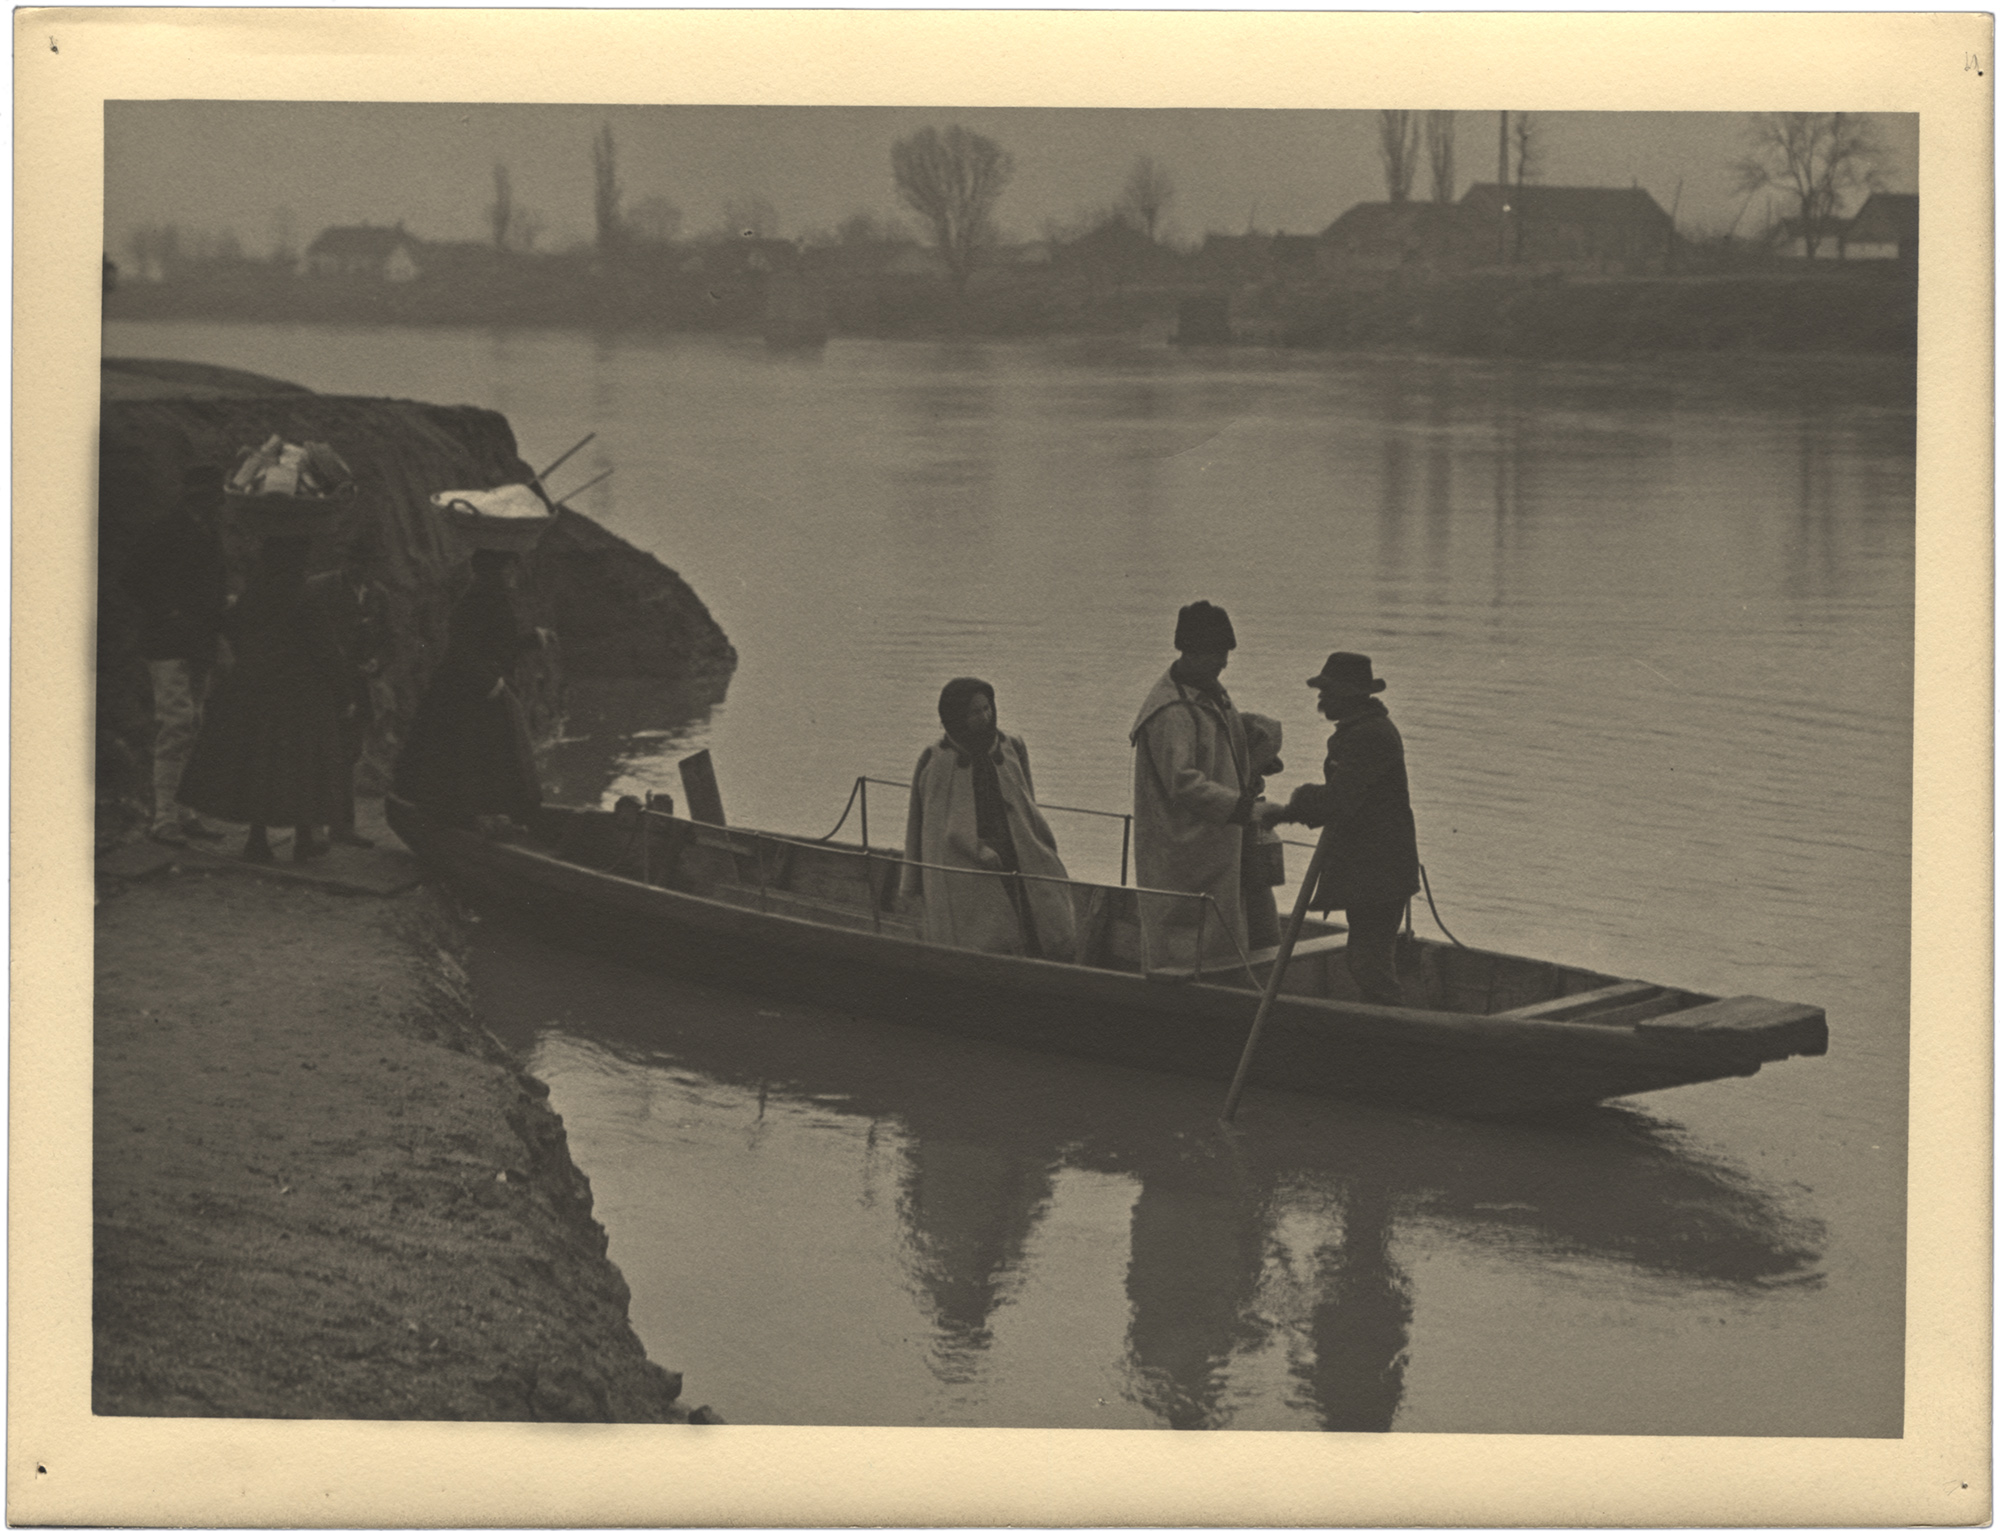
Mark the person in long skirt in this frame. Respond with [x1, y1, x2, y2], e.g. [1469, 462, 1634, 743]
[306, 529, 391, 847]
[177, 533, 351, 863]
[393, 548, 543, 830]
[901, 677, 1077, 960]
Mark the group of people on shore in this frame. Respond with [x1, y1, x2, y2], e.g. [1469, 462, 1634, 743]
[129, 457, 544, 865]
[902, 600, 1421, 1006]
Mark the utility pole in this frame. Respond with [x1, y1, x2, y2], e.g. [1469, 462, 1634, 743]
[1496, 111, 1510, 263]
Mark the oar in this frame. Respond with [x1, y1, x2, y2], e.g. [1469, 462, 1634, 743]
[1221, 821, 1335, 1123]
[531, 432, 596, 491]
[551, 467, 612, 509]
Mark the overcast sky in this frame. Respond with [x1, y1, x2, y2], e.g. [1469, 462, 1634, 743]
[105, 104, 1918, 259]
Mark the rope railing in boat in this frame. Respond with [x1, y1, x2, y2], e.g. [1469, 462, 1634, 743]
[653, 803, 1257, 980]
[817, 774, 1136, 886]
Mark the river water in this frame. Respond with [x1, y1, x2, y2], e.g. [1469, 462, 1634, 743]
[106, 319, 1912, 1433]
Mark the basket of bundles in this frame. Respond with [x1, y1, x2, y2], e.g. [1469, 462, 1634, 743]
[428, 484, 555, 553]
[224, 435, 358, 536]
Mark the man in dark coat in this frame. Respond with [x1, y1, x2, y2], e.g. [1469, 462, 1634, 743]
[307, 530, 391, 847]
[124, 461, 231, 844]
[1275, 653, 1420, 1005]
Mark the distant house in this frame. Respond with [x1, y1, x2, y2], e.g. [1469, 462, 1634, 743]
[306, 223, 422, 281]
[1772, 215, 1853, 260]
[1458, 183, 1675, 272]
[1320, 201, 1489, 273]
[1844, 192, 1918, 262]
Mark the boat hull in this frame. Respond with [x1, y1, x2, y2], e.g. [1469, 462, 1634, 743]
[391, 800, 1827, 1118]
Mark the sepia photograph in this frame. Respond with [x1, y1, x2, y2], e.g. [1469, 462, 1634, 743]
[17, 9, 1991, 1526]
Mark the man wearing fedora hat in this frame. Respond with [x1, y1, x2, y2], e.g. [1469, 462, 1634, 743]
[1129, 600, 1279, 972]
[1274, 652, 1420, 1006]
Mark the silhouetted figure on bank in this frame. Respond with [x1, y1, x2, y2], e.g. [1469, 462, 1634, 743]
[177, 534, 349, 864]
[901, 677, 1076, 960]
[125, 461, 231, 845]
[1273, 653, 1421, 1005]
[394, 548, 544, 831]
[307, 531, 391, 847]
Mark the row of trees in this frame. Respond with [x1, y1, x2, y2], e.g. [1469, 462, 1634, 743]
[120, 112, 1891, 292]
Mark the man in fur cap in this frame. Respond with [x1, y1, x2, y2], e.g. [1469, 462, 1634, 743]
[1128, 601, 1283, 972]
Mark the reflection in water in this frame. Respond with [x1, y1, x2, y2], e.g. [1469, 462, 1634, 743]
[1123, 1160, 1267, 1428]
[897, 1137, 1055, 1380]
[1297, 1185, 1413, 1432]
[473, 930, 1824, 1430]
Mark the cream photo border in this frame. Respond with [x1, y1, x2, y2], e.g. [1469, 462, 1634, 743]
[14, 9, 1992, 1526]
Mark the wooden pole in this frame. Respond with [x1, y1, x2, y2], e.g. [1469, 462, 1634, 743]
[551, 467, 612, 509]
[1221, 822, 1336, 1123]
[531, 432, 596, 490]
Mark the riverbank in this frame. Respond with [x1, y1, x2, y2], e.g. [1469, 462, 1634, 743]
[105, 262, 1916, 358]
[92, 806, 711, 1422]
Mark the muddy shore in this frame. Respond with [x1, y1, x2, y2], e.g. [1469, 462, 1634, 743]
[92, 806, 712, 1423]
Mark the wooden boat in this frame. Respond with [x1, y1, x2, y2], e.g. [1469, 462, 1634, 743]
[386, 792, 1827, 1119]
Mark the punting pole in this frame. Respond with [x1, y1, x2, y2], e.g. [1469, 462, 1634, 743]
[1221, 822, 1335, 1123]
[551, 467, 613, 509]
[531, 433, 597, 490]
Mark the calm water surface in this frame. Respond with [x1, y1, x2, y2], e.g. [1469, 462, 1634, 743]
[107, 320, 1912, 1432]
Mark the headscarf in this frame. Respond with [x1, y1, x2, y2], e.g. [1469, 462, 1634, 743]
[937, 676, 998, 757]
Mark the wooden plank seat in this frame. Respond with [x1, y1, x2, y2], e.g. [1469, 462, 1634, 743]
[1491, 981, 1663, 1023]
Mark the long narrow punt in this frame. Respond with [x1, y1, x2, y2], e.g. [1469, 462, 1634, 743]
[389, 798, 1827, 1118]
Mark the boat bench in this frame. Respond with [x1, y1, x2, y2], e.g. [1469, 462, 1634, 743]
[1490, 980, 1693, 1027]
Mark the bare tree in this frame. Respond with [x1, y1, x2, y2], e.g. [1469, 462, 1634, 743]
[1734, 111, 1880, 258]
[890, 123, 1016, 292]
[1424, 112, 1456, 204]
[1120, 155, 1174, 242]
[1510, 113, 1541, 187]
[628, 196, 684, 245]
[489, 163, 514, 251]
[1377, 111, 1421, 203]
[591, 124, 624, 255]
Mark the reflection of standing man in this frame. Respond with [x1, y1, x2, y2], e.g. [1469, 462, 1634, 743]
[1129, 602, 1280, 971]
[308, 532, 391, 847]
[1276, 653, 1420, 1005]
[126, 462, 230, 845]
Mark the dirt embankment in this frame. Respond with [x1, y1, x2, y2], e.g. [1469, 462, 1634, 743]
[93, 860, 703, 1422]
[97, 360, 738, 845]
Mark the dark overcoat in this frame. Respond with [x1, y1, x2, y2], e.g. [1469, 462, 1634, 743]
[176, 568, 350, 827]
[1285, 699, 1420, 911]
[393, 577, 541, 824]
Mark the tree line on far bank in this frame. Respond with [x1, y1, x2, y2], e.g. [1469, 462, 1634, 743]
[109, 111, 1907, 359]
